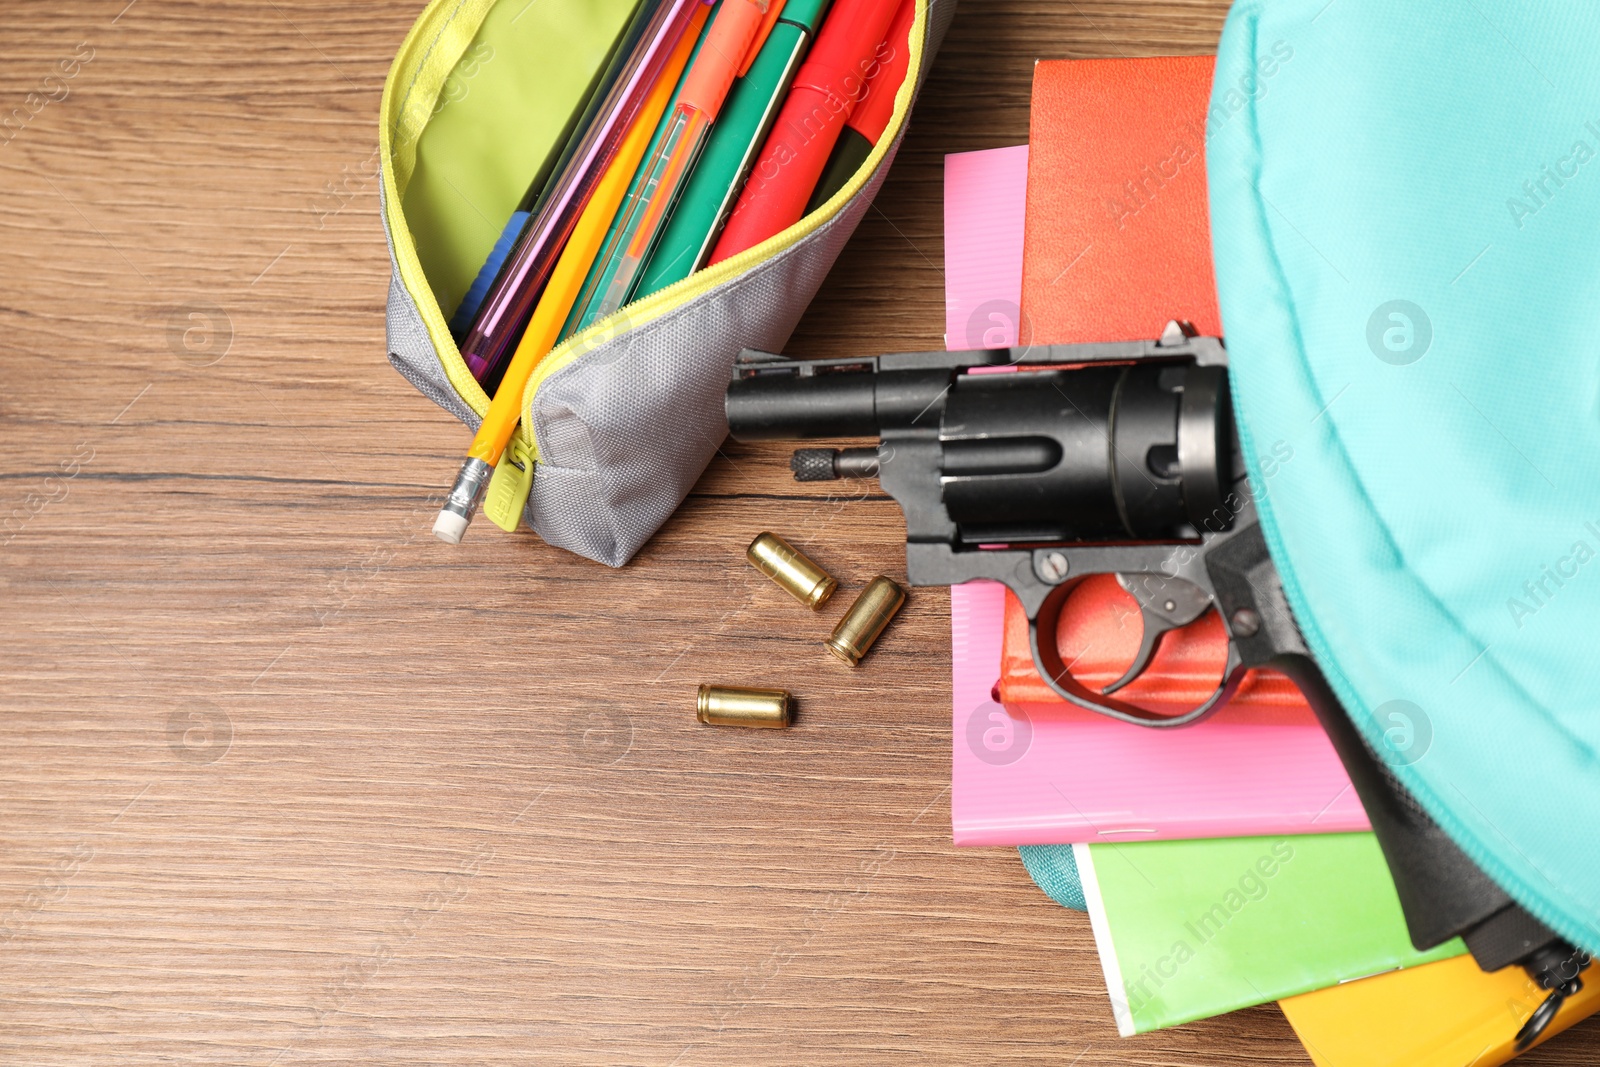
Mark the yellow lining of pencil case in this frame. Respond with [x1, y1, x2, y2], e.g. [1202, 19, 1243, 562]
[380, 0, 929, 454]
[379, 0, 497, 411]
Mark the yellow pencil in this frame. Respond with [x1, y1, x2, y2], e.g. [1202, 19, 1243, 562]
[434, 3, 709, 544]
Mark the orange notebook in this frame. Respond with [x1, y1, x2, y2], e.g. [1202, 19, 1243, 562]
[999, 55, 1302, 717]
[1019, 55, 1221, 344]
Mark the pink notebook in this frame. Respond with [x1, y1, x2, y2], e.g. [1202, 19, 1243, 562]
[944, 144, 1031, 350]
[943, 146, 1367, 846]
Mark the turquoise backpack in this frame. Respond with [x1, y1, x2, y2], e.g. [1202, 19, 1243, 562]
[1024, 0, 1600, 965]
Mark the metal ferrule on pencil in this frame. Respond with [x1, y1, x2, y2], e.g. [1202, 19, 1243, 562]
[433, 457, 495, 544]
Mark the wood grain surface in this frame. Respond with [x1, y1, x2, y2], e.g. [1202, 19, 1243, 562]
[1, 1, 1595, 1064]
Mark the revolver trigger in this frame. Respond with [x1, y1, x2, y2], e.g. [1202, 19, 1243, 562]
[1104, 574, 1215, 697]
[1102, 609, 1175, 695]
[1026, 579, 1248, 729]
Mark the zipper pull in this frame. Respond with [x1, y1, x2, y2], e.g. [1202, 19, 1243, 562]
[483, 435, 535, 533]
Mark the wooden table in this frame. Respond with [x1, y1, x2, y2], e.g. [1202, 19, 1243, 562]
[2, 1, 1594, 1063]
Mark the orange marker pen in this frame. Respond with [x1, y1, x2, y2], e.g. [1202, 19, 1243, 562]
[585, 0, 782, 321]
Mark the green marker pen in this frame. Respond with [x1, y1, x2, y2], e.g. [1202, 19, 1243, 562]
[632, 0, 834, 297]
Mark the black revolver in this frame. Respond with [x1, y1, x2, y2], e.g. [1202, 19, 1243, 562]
[725, 322, 1588, 1048]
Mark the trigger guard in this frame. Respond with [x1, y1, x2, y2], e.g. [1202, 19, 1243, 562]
[1027, 579, 1246, 728]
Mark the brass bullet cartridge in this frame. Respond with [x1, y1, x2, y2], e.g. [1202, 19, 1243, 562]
[746, 531, 837, 609]
[697, 685, 792, 728]
[826, 575, 907, 666]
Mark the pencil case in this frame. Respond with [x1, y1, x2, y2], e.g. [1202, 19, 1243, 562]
[380, 0, 955, 566]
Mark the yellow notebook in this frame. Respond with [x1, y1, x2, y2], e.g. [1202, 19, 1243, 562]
[1280, 956, 1599, 1067]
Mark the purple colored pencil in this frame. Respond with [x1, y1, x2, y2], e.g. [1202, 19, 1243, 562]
[460, 0, 705, 390]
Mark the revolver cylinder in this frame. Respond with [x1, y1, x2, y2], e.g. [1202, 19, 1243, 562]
[729, 357, 1233, 544]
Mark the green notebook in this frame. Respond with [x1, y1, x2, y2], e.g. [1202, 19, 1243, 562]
[1074, 834, 1466, 1036]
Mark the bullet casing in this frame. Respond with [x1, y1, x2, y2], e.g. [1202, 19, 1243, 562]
[747, 532, 837, 609]
[827, 576, 907, 666]
[697, 685, 791, 728]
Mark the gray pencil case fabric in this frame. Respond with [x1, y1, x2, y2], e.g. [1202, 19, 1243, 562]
[379, 0, 955, 566]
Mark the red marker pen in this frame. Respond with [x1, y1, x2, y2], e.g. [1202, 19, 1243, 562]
[803, 0, 916, 214]
[708, 0, 904, 263]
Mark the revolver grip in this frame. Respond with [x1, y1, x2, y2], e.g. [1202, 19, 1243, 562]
[1205, 522, 1580, 1023]
[1269, 653, 1516, 952]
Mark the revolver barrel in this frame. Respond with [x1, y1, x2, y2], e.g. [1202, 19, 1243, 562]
[727, 349, 1234, 544]
[725, 363, 951, 440]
